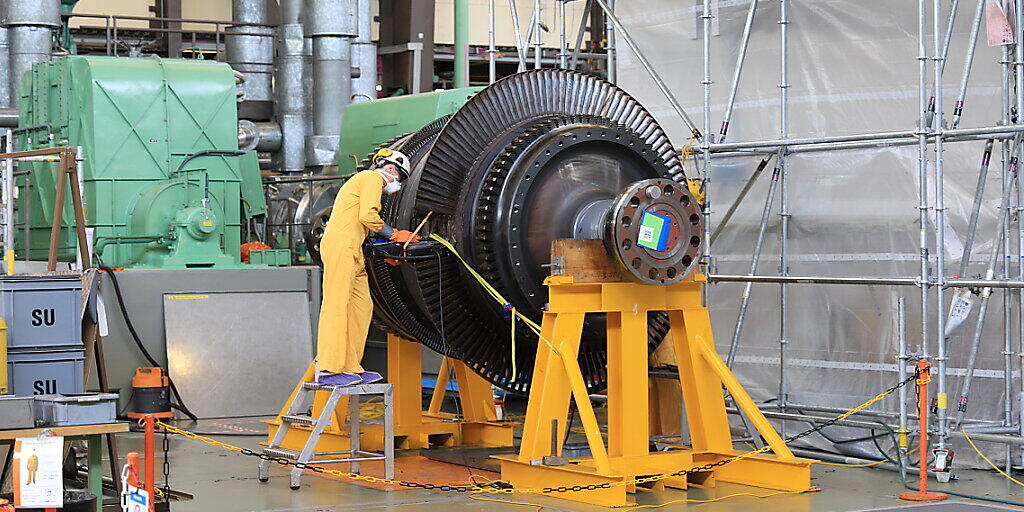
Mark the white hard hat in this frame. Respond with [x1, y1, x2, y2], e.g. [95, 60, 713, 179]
[373, 148, 411, 180]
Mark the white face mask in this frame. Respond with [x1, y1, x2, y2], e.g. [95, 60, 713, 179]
[383, 180, 402, 194]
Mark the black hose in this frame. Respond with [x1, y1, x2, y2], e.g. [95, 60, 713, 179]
[810, 405, 1024, 507]
[98, 262, 198, 422]
[174, 149, 247, 173]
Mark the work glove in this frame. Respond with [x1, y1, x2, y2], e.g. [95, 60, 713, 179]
[389, 229, 422, 244]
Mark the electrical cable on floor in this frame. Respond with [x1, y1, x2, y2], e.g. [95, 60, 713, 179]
[468, 494, 546, 511]
[619, 487, 820, 511]
[815, 459, 887, 467]
[96, 256, 198, 421]
[806, 383, 1024, 508]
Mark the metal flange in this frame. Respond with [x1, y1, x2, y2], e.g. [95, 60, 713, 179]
[605, 179, 704, 285]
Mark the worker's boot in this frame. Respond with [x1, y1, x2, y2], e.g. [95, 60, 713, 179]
[316, 372, 363, 386]
[358, 371, 383, 384]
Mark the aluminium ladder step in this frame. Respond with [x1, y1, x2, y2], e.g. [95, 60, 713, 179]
[281, 414, 315, 426]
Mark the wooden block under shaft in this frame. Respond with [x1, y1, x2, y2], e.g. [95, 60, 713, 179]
[550, 239, 624, 283]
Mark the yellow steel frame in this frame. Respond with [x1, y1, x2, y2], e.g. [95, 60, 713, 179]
[264, 334, 513, 453]
[496, 275, 812, 507]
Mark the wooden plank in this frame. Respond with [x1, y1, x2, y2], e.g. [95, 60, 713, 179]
[551, 239, 623, 283]
[0, 422, 129, 440]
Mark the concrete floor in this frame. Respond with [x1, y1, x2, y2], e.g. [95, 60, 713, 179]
[104, 418, 1024, 512]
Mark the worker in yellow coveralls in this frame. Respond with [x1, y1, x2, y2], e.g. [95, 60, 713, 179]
[316, 149, 421, 386]
[26, 450, 38, 485]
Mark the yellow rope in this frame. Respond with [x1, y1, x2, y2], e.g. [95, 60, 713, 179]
[429, 233, 562, 357]
[510, 307, 517, 382]
[962, 430, 1024, 488]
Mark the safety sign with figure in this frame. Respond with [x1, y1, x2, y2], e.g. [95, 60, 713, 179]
[12, 436, 63, 508]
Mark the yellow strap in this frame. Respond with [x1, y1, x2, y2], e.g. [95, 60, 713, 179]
[429, 233, 562, 357]
[510, 307, 517, 382]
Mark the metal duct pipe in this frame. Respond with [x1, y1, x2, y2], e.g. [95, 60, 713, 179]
[351, 0, 376, 103]
[227, 0, 274, 119]
[0, 107, 18, 126]
[274, 0, 309, 172]
[6, 0, 58, 109]
[305, 0, 357, 167]
[238, 120, 282, 152]
[0, 3, 10, 110]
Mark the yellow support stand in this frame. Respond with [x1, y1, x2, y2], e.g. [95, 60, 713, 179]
[265, 334, 513, 454]
[496, 275, 812, 507]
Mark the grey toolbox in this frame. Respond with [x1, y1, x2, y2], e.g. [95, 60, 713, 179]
[34, 393, 118, 426]
[0, 395, 35, 429]
[6, 348, 85, 396]
[0, 275, 82, 350]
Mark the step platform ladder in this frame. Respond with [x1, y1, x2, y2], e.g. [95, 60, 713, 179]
[258, 381, 395, 489]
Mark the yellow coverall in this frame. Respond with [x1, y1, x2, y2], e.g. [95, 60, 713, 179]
[316, 169, 386, 374]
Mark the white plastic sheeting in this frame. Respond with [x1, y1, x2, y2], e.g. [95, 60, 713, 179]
[617, 0, 1019, 466]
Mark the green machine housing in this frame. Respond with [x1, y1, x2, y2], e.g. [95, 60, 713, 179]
[335, 87, 483, 175]
[17, 56, 267, 269]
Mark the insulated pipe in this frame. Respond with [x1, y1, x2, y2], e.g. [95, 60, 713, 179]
[226, 0, 274, 109]
[0, 108, 18, 127]
[274, 0, 309, 172]
[0, 13, 10, 109]
[305, 0, 357, 167]
[238, 120, 282, 152]
[6, 0, 59, 109]
[351, 0, 377, 101]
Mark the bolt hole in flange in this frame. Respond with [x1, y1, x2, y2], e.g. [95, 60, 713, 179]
[605, 178, 704, 285]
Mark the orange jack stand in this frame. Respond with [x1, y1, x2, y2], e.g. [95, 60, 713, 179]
[899, 360, 947, 502]
[265, 334, 514, 454]
[496, 275, 813, 507]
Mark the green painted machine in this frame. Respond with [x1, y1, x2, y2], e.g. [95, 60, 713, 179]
[335, 87, 483, 174]
[16, 56, 268, 269]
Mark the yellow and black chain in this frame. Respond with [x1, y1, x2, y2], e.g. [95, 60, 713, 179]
[157, 370, 918, 495]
